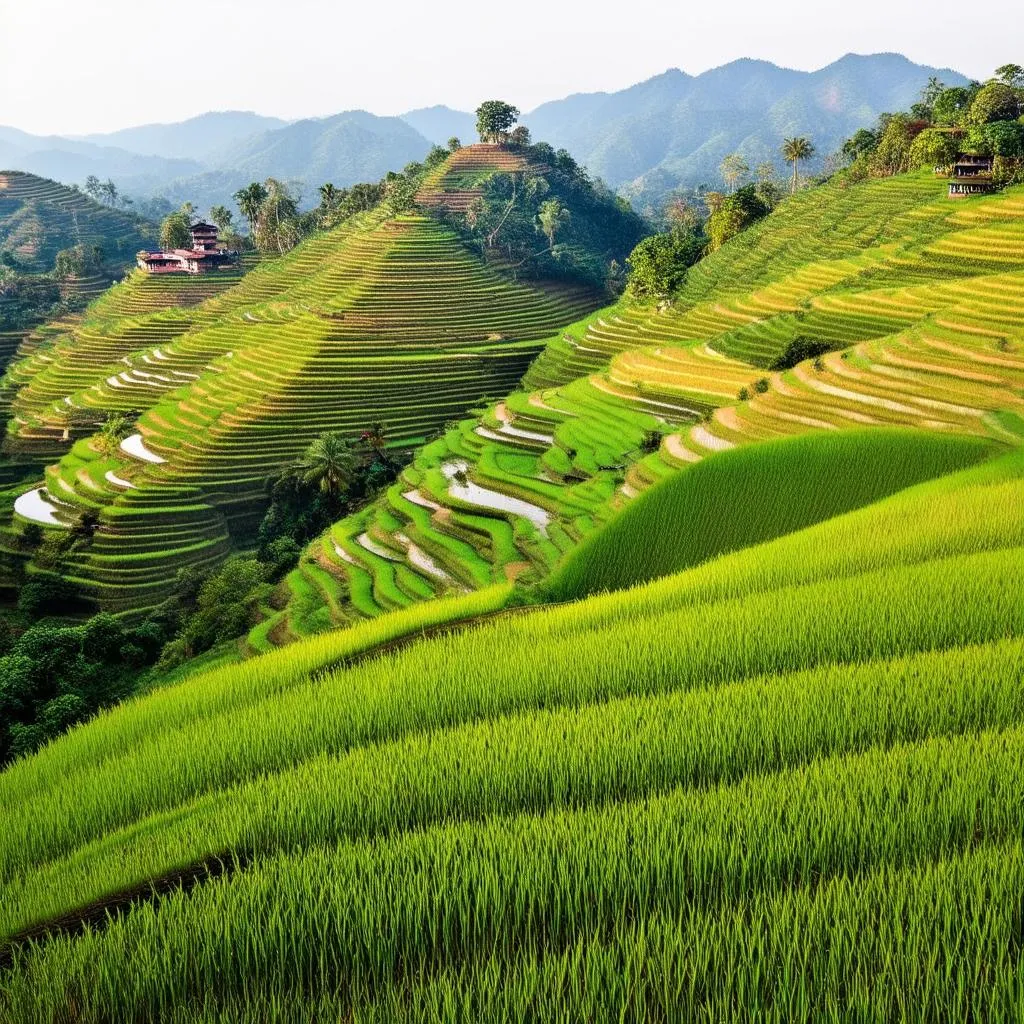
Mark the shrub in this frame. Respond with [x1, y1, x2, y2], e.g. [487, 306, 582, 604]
[770, 336, 833, 370]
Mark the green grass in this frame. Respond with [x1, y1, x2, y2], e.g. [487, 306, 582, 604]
[0, 443, 1023, 1019]
[543, 428, 1000, 600]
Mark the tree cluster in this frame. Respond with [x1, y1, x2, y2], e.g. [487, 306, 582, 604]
[157, 425, 405, 669]
[82, 175, 135, 211]
[0, 611, 164, 765]
[839, 65, 1024, 185]
[439, 136, 647, 293]
[53, 244, 105, 279]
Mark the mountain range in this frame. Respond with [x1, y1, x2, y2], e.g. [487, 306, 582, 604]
[1, 53, 969, 214]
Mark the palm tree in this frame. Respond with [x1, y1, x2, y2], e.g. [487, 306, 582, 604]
[233, 182, 269, 245]
[297, 432, 357, 498]
[781, 137, 815, 194]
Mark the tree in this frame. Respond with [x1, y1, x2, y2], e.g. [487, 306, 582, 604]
[871, 115, 914, 175]
[53, 244, 103, 279]
[932, 86, 973, 126]
[69, 510, 101, 546]
[209, 205, 233, 233]
[909, 127, 961, 169]
[705, 184, 771, 252]
[665, 196, 699, 233]
[965, 120, 1024, 158]
[626, 229, 706, 299]
[994, 64, 1024, 87]
[83, 175, 102, 202]
[297, 432, 358, 497]
[447, 136, 462, 151]
[509, 125, 532, 147]
[97, 412, 134, 456]
[781, 137, 815, 193]
[841, 128, 878, 163]
[921, 76, 947, 110]
[256, 179, 300, 255]
[968, 81, 1021, 125]
[360, 420, 388, 457]
[233, 182, 269, 243]
[720, 153, 750, 192]
[537, 198, 570, 249]
[476, 101, 520, 143]
[159, 206, 192, 250]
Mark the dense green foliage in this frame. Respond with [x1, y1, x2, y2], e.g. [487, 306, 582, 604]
[542, 429, 998, 601]
[438, 142, 647, 291]
[840, 63, 1024, 185]
[625, 228, 705, 298]
[704, 183, 774, 251]
[0, 612, 163, 765]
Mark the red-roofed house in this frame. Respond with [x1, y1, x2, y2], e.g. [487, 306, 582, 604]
[137, 222, 238, 274]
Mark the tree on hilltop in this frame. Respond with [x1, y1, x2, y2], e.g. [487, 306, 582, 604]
[510, 125, 532, 147]
[447, 136, 462, 151]
[781, 137, 815, 193]
[476, 101, 520, 143]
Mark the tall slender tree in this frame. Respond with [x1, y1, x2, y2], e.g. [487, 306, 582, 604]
[537, 198, 570, 249]
[781, 137, 815, 193]
[720, 153, 750, 192]
[233, 182, 269, 245]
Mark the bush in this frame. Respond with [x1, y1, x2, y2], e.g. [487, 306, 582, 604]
[626, 230, 705, 299]
[17, 573, 80, 616]
[770, 336, 833, 370]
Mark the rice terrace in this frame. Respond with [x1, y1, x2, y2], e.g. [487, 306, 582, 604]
[1, 6, 1023, 1019]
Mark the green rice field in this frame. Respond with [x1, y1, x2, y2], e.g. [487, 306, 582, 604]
[2, 157, 1024, 1021]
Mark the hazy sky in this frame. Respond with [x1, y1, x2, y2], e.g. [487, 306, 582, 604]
[2, 0, 1020, 135]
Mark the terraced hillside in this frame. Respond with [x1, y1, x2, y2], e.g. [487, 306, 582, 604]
[278, 171, 1024, 640]
[2, 436, 1023, 1019]
[414, 143, 532, 213]
[5, 178, 601, 611]
[0, 171, 153, 275]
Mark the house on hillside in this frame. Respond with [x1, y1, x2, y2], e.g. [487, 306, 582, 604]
[947, 155, 996, 198]
[136, 222, 238, 274]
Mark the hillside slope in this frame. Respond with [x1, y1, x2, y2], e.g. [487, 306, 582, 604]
[3, 148, 604, 611]
[0, 171, 153, 276]
[1, 440, 1022, 1019]
[276, 171, 1024, 639]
